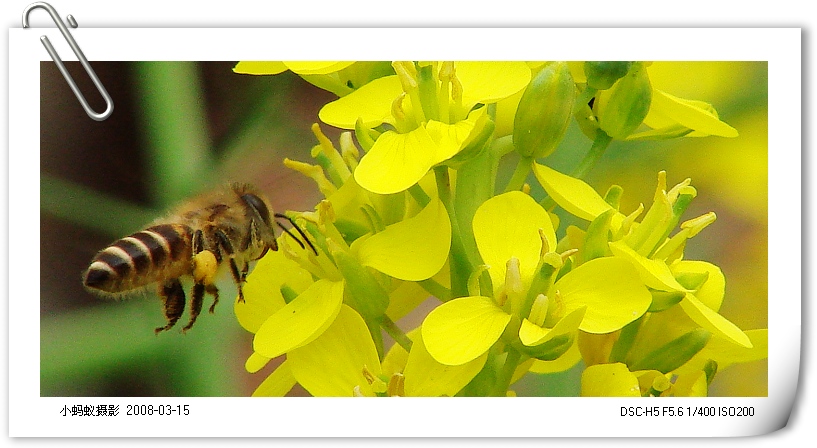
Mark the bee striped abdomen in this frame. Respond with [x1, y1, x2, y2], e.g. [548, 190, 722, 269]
[83, 223, 193, 294]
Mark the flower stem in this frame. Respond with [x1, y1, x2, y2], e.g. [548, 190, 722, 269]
[503, 156, 533, 193]
[368, 319, 385, 361]
[419, 278, 453, 302]
[434, 165, 452, 207]
[381, 315, 413, 353]
[408, 183, 431, 208]
[571, 130, 613, 180]
[435, 166, 471, 297]
[491, 347, 522, 397]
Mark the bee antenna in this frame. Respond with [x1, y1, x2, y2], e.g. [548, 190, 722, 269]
[274, 213, 318, 255]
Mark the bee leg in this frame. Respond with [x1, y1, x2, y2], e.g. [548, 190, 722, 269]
[215, 229, 246, 303]
[182, 283, 206, 333]
[156, 278, 185, 334]
[206, 284, 219, 314]
[192, 229, 205, 253]
[229, 259, 245, 302]
[241, 262, 249, 282]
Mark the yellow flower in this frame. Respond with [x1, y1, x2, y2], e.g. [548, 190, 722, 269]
[233, 61, 394, 96]
[252, 306, 486, 397]
[236, 195, 451, 371]
[421, 191, 651, 367]
[319, 62, 532, 194]
[534, 165, 754, 350]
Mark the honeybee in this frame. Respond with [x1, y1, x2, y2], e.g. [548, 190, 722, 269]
[83, 183, 315, 334]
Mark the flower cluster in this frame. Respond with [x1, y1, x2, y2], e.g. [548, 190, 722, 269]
[233, 61, 766, 397]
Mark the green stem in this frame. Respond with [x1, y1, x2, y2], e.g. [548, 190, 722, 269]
[434, 165, 452, 208]
[609, 315, 643, 364]
[407, 183, 431, 208]
[503, 156, 533, 193]
[435, 166, 470, 297]
[418, 278, 453, 302]
[381, 316, 413, 352]
[571, 130, 613, 180]
[576, 86, 598, 108]
[492, 348, 522, 397]
[417, 64, 440, 122]
[368, 320, 385, 361]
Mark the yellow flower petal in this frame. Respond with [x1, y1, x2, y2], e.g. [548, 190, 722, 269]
[233, 61, 288, 75]
[679, 294, 752, 348]
[675, 329, 767, 374]
[327, 171, 372, 229]
[425, 107, 486, 163]
[581, 363, 641, 397]
[404, 330, 488, 397]
[245, 352, 271, 374]
[253, 279, 344, 359]
[472, 191, 556, 296]
[528, 339, 582, 374]
[252, 360, 297, 397]
[355, 198, 451, 281]
[235, 251, 314, 334]
[422, 297, 511, 366]
[353, 127, 437, 194]
[671, 370, 708, 397]
[671, 260, 725, 311]
[646, 89, 738, 137]
[385, 280, 432, 322]
[233, 61, 355, 76]
[456, 62, 531, 109]
[554, 257, 652, 334]
[609, 240, 689, 292]
[319, 75, 402, 129]
[533, 163, 623, 229]
[381, 328, 417, 377]
[288, 305, 381, 397]
[519, 307, 586, 347]
[282, 61, 355, 75]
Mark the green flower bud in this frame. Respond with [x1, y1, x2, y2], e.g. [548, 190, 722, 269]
[584, 61, 633, 90]
[675, 271, 710, 291]
[596, 63, 652, 140]
[578, 208, 614, 264]
[629, 328, 711, 374]
[331, 244, 390, 322]
[703, 359, 718, 385]
[647, 290, 686, 312]
[513, 62, 575, 158]
[520, 333, 574, 361]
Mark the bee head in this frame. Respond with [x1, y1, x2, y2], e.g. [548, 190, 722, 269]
[241, 193, 272, 227]
[240, 192, 279, 249]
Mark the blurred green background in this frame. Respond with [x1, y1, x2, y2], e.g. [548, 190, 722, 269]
[40, 61, 767, 397]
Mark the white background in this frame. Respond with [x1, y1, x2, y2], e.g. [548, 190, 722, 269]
[2, 0, 811, 445]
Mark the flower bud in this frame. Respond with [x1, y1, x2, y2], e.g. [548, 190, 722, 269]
[520, 333, 573, 361]
[513, 62, 575, 158]
[629, 328, 711, 374]
[596, 63, 652, 140]
[330, 243, 390, 321]
[584, 61, 633, 90]
[647, 290, 685, 312]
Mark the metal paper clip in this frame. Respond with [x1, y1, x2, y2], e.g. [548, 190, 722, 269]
[22, 2, 113, 121]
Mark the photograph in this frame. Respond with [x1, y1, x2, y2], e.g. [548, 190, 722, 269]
[40, 60, 768, 398]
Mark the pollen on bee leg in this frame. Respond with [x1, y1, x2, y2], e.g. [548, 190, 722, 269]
[193, 250, 218, 285]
